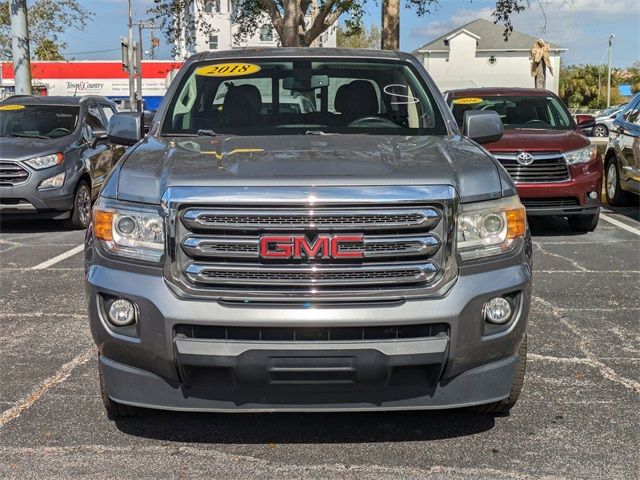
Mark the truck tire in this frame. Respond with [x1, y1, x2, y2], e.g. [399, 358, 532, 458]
[470, 335, 527, 415]
[99, 357, 144, 419]
[605, 157, 634, 206]
[68, 180, 92, 230]
[568, 210, 599, 232]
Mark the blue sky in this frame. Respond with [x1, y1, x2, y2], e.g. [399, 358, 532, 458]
[59, 0, 639, 67]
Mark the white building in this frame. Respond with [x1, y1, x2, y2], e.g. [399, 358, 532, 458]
[412, 19, 565, 94]
[180, 0, 336, 56]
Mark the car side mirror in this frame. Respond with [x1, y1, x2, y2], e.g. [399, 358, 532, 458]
[575, 114, 596, 130]
[463, 110, 503, 144]
[89, 128, 107, 148]
[107, 112, 144, 146]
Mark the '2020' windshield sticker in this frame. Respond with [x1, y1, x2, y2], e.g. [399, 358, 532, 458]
[195, 63, 261, 77]
[0, 104, 25, 111]
[452, 98, 484, 105]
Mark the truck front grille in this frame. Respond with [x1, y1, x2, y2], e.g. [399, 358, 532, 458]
[493, 152, 569, 183]
[164, 186, 457, 300]
[0, 162, 30, 186]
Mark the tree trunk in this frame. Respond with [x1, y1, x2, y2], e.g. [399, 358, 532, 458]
[381, 0, 399, 50]
[282, 0, 302, 46]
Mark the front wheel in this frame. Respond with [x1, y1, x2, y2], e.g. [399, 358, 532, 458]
[469, 336, 527, 415]
[605, 158, 634, 206]
[592, 124, 608, 137]
[68, 180, 92, 229]
[568, 210, 600, 232]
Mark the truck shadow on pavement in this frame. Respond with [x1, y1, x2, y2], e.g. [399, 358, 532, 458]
[0, 218, 79, 234]
[113, 410, 496, 444]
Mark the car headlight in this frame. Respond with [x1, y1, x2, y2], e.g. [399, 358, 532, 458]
[93, 200, 164, 262]
[564, 145, 597, 165]
[24, 153, 63, 170]
[38, 172, 65, 190]
[457, 196, 526, 261]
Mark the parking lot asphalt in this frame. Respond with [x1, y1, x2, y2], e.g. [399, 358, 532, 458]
[0, 207, 638, 480]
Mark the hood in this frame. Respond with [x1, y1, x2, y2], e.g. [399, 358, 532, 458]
[115, 134, 507, 204]
[0, 135, 77, 161]
[482, 128, 590, 153]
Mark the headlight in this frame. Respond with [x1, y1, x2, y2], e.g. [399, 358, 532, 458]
[93, 201, 164, 262]
[24, 153, 63, 170]
[564, 145, 597, 165]
[457, 196, 526, 261]
[38, 172, 65, 190]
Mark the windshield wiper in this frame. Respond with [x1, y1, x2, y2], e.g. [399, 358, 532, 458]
[197, 129, 217, 137]
[6, 133, 50, 139]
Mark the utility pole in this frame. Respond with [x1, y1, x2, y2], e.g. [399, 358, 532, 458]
[381, 0, 400, 50]
[9, 0, 32, 95]
[127, 0, 136, 111]
[607, 34, 614, 108]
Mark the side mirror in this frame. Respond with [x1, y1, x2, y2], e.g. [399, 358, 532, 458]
[90, 128, 107, 148]
[463, 110, 503, 144]
[575, 114, 596, 130]
[107, 112, 144, 146]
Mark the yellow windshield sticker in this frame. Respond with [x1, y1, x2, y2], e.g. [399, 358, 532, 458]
[0, 104, 26, 111]
[453, 97, 484, 105]
[195, 63, 261, 77]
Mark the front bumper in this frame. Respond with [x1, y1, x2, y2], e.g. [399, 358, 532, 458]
[517, 158, 602, 216]
[0, 165, 78, 217]
[87, 248, 532, 411]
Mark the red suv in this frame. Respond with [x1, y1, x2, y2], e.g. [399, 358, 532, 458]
[445, 88, 602, 232]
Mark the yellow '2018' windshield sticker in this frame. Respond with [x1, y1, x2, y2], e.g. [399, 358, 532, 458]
[0, 104, 25, 111]
[195, 63, 261, 77]
[452, 98, 483, 105]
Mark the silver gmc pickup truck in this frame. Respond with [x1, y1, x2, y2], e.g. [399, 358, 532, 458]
[85, 48, 532, 417]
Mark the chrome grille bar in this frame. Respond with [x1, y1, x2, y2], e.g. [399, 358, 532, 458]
[181, 207, 441, 231]
[185, 263, 439, 287]
[182, 235, 440, 259]
[493, 152, 570, 183]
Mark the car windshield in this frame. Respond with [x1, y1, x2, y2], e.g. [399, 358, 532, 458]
[449, 95, 572, 130]
[0, 105, 80, 139]
[162, 59, 446, 136]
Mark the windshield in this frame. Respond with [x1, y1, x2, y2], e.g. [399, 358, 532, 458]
[162, 59, 446, 136]
[449, 95, 572, 130]
[0, 105, 80, 139]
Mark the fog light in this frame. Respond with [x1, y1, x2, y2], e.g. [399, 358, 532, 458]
[107, 299, 136, 326]
[483, 297, 512, 324]
[37, 172, 65, 190]
[588, 191, 598, 200]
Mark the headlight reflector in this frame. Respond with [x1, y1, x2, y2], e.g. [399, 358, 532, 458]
[93, 202, 164, 262]
[24, 153, 63, 170]
[564, 145, 597, 165]
[457, 196, 526, 260]
[37, 171, 65, 190]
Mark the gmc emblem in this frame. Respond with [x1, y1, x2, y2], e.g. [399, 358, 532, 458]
[259, 235, 364, 259]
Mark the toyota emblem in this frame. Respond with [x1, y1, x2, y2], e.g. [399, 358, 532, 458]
[517, 152, 534, 166]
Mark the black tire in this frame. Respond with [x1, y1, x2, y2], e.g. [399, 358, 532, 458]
[568, 210, 600, 233]
[99, 356, 144, 419]
[592, 124, 608, 137]
[470, 336, 527, 415]
[605, 157, 634, 206]
[68, 180, 92, 229]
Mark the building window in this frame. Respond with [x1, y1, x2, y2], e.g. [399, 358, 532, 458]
[259, 24, 273, 42]
[204, 0, 221, 13]
[488, 55, 497, 66]
[209, 35, 219, 50]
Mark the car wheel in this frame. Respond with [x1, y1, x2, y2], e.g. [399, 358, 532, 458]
[469, 335, 527, 415]
[68, 180, 92, 229]
[592, 124, 608, 137]
[568, 210, 600, 232]
[605, 157, 634, 206]
[99, 356, 145, 419]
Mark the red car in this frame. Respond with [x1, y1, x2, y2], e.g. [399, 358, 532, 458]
[445, 88, 602, 232]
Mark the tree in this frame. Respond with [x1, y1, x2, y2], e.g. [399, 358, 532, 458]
[150, 0, 531, 55]
[336, 25, 380, 49]
[559, 64, 624, 109]
[0, 0, 92, 60]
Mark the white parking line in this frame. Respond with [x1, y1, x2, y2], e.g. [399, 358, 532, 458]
[600, 214, 640, 237]
[30, 244, 84, 270]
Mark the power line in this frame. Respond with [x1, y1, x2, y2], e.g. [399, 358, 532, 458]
[62, 48, 120, 55]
